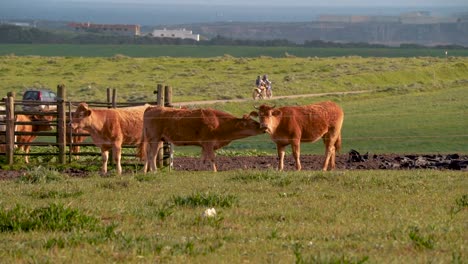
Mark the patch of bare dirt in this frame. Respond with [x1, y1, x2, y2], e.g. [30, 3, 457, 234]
[174, 153, 468, 171]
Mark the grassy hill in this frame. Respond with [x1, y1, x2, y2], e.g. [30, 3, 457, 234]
[1, 54, 467, 103]
[1, 54, 467, 156]
[0, 52, 466, 263]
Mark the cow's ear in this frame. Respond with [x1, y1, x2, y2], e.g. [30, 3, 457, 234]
[272, 109, 282, 116]
[249, 111, 258, 117]
[85, 109, 92, 117]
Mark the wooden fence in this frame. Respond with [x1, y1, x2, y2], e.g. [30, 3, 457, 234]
[0, 84, 173, 167]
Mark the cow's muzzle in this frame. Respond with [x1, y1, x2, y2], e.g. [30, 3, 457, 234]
[70, 122, 78, 130]
[259, 123, 269, 132]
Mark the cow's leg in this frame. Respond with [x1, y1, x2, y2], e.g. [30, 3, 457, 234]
[329, 139, 337, 170]
[24, 145, 31, 164]
[322, 134, 335, 171]
[113, 145, 122, 175]
[101, 149, 109, 175]
[277, 144, 286, 171]
[202, 146, 217, 172]
[153, 141, 163, 172]
[323, 128, 342, 170]
[330, 149, 336, 170]
[291, 140, 301, 171]
[141, 142, 149, 174]
[142, 137, 152, 173]
[147, 140, 162, 173]
[209, 150, 217, 172]
[329, 133, 341, 170]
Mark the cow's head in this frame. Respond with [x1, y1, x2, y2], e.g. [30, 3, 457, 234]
[31, 113, 55, 131]
[71, 102, 92, 130]
[249, 104, 282, 134]
[237, 114, 265, 135]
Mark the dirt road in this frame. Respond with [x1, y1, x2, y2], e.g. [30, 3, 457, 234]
[173, 90, 370, 106]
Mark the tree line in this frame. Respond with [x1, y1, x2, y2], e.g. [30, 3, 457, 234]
[0, 24, 466, 50]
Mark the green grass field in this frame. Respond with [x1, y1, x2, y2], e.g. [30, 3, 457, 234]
[0, 168, 466, 263]
[0, 50, 467, 263]
[1, 44, 468, 58]
[1, 54, 467, 158]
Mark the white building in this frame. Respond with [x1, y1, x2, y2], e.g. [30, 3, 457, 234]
[151, 28, 199, 41]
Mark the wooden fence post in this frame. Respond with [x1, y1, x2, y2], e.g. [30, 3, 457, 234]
[163, 85, 173, 169]
[5, 92, 15, 165]
[156, 84, 164, 169]
[57, 84, 66, 164]
[112, 89, 116, 108]
[106, 88, 111, 108]
[67, 101, 73, 163]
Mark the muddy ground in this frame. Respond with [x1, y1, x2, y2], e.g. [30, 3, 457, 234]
[1, 153, 466, 180]
[175, 153, 468, 171]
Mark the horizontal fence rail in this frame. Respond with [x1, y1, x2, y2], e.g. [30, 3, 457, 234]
[0, 85, 173, 168]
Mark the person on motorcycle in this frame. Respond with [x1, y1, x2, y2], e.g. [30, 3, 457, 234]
[255, 75, 262, 88]
[253, 75, 266, 100]
[262, 74, 272, 91]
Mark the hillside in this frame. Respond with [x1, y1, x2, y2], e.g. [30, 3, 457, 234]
[179, 20, 468, 46]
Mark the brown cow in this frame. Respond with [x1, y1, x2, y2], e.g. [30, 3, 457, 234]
[70, 102, 149, 175]
[250, 101, 344, 171]
[66, 125, 87, 157]
[15, 114, 55, 163]
[139, 106, 264, 173]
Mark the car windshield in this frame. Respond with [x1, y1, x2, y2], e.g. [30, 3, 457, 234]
[23, 91, 39, 100]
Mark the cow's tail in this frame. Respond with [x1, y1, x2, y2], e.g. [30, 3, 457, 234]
[137, 127, 147, 162]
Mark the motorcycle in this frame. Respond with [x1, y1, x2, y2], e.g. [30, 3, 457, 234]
[252, 86, 266, 100]
[265, 87, 272, 99]
[252, 83, 273, 100]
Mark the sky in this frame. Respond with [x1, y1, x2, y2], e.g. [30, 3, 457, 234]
[6, 0, 468, 6]
[2, 0, 466, 25]
[83, 0, 467, 6]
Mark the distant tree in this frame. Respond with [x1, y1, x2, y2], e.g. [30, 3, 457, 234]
[1, 24, 465, 49]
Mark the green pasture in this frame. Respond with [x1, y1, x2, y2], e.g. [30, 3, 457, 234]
[208, 84, 468, 156]
[0, 54, 467, 262]
[0, 55, 466, 103]
[0, 168, 466, 262]
[0, 55, 467, 161]
[1, 44, 468, 58]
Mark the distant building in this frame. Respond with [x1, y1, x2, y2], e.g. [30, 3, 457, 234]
[151, 28, 199, 41]
[319, 11, 456, 25]
[400, 12, 457, 24]
[1, 21, 34, 27]
[319, 15, 399, 23]
[68, 22, 141, 36]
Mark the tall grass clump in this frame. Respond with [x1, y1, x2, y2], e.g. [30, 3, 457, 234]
[0, 203, 99, 232]
[171, 191, 238, 208]
[17, 166, 67, 184]
[450, 194, 467, 216]
[230, 170, 292, 187]
[28, 188, 84, 199]
[293, 242, 369, 264]
[408, 226, 436, 250]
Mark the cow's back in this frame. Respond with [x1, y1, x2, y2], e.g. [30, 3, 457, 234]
[113, 105, 148, 144]
[144, 107, 216, 143]
[277, 101, 343, 142]
[87, 105, 148, 146]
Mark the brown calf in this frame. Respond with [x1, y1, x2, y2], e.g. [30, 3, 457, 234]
[250, 101, 344, 171]
[139, 106, 264, 173]
[70, 102, 149, 175]
[15, 114, 55, 163]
